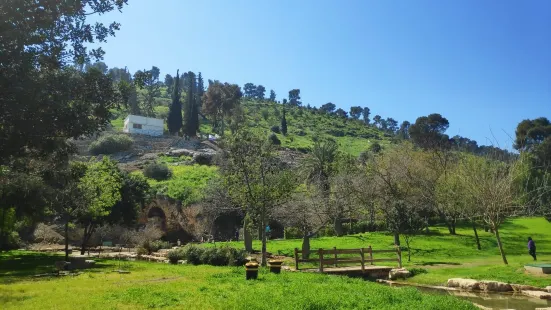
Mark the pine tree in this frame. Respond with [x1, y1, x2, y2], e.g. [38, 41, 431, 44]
[269, 89, 276, 102]
[183, 71, 197, 137]
[167, 70, 182, 135]
[281, 108, 288, 135]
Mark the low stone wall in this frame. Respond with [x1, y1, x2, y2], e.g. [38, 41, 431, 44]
[447, 278, 550, 294]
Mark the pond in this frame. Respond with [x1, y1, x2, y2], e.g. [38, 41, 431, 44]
[386, 282, 551, 310]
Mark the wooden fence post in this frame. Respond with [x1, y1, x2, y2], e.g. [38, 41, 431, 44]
[396, 246, 402, 268]
[294, 248, 299, 270]
[319, 248, 324, 272]
[368, 246, 373, 265]
[360, 248, 365, 273]
[333, 247, 338, 267]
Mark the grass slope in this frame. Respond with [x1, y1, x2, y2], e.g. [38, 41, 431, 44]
[207, 217, 551, 287]
[110, 97, 393, 156]
[0, 252, 475, 310]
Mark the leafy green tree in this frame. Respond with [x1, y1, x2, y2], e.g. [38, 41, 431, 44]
[398, 121, 411, 139]
[244, 83, 256, 98]
[164, 74, 174, 97]
[269, 90, 276, 102]
[320, 102, 336, 113]
[255, 85, 266, 100]
[134, 67, 162, 117]
[373, 115, 382, 127]
[349, 106, 363, 120]
[108, 67, 132, 83]
[335, 108, 348, 118]
[78, 157, 122, 254]
[85, 61, 108, 74]
[167, 70, 182, 135]
[409, 114, 450, 150]
[281, 108, 288, 135]
[362, 107, 371, 124]
[288, 89, 301, 106]
[202, 81, 243, 136]
[220, 130, 296, 266]
[386, 118, 398, 133]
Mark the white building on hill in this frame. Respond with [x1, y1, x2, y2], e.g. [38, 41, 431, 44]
[123, 115, 164, 136]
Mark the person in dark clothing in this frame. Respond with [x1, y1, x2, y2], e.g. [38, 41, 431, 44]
[528, 237, 537, 261]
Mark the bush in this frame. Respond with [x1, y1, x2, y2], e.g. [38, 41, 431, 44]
[270, 125, 280, 134]
[284, 227, 302, 239]
[149, 240, 171, 253]
[181, 244, 204, 265]
[89, 134, 133, 155]
[296, 130, 306, 136]
[200, 247, 229, 266]
[167, 248, 184, 264]
[144, 162, 172, 181]
[269, 133, 281, 145]
[409, 268, 429, 277]
[136, 247, 148, 256]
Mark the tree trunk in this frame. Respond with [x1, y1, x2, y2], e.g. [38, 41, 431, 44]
[302, 233, 310, 260]
[64, 220, 70, 262]
[425, 216, 430, 233]
[404, 235, 412, 262]
[394, 232, 401, 246]
[447, 221, 456, 235]
[260, 215, 267, 267]
[80, 223, 95, 255]
[472, 221, 481, 250]
[334, 217, 344, 237]
[243, 217, 253, 252]
[494, 226, 508, 265]
[0, 206, 6, 252]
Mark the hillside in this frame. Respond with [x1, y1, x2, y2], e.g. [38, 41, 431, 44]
[109, 95, 394, 157]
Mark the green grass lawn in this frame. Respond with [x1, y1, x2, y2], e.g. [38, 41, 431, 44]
[207, 217, 551, 287]
[0, 252, 476, 310]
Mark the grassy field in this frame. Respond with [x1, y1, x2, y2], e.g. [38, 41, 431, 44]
[0, 252, 476, 310]
[207, 217, 551, 287]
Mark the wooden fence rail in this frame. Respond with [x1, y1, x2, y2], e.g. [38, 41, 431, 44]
[293, 246, 402, 272]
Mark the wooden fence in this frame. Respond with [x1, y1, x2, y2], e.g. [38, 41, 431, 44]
[293, 246, 402, 272]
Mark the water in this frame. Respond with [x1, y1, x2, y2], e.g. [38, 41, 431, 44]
[387, 283, 551, 310]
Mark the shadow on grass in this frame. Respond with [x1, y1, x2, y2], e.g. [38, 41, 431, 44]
[419, 261, 461, 266]
[0, 251, 112, 284]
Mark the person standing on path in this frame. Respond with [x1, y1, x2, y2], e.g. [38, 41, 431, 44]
[528, 237, 537, 261]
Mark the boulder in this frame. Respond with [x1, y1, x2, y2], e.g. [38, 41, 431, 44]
[478, 280, 513, 292]
[447, 278, 480, 290]
[511, 284, 546, 292]
[522, 290, 551, 300]
[389, 268, 411, 280]
[547, 286, 551, 293]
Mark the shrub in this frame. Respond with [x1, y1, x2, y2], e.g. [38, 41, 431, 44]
[261, 109, 270, 121]
[181, 244, 204, 265]
[284, 227, 302, 239]
[269, 133, 281, 145]
[409, 268, 428, 277]
[296, 130, 306, 136]
[200, 247, 229, 266]
[270, 125, 280, 134]
[227, 247, 247, 266]
[149, 240, 171, 253]
[167, 248, 184, 264]
[144, 162, 172, 180]
[89, 134, 133, 155]
[136, 247, 148, 256]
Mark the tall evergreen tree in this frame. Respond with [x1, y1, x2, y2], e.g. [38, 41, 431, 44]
[167, 70, 182, 135]
[281, 108, 288, 135]
[183, 71, 197, 137]
[196, 72, 205, 127]
[269, 89, 276, 102]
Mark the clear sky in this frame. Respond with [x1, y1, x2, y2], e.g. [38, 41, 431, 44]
[91, 0, 551, 149]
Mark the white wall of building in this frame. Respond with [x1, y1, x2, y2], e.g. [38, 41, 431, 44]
[123, 115, 164, 136]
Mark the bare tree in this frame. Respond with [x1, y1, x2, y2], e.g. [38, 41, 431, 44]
[457, 155, 522, 265]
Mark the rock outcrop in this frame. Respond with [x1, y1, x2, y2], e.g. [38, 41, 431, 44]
[447, 278, 481, 290]
[388, 268, 411, 280]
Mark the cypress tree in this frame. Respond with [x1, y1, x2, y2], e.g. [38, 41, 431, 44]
[183, 71, 197, 137]
[281, 108, 288, 135]
[167, 70, 182, 135]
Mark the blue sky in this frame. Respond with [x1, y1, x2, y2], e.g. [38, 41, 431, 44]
[92, 0, 551, 149]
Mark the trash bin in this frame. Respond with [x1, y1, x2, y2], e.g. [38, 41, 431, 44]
[268, 260, 283, 274]
[245, 262, 259, 280]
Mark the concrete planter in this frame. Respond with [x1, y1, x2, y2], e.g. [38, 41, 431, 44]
[245, 262, 259, 280]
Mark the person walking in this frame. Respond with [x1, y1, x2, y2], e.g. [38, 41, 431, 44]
[528, 237, 537, 261]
